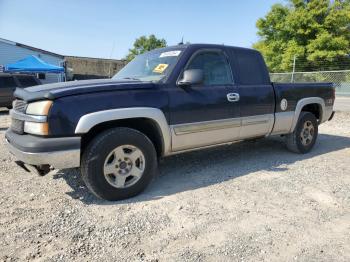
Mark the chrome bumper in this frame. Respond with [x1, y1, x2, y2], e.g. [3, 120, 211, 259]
[5, 138, 80, 169]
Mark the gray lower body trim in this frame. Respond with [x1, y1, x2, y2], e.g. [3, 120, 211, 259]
[240, 114, 274, 139]
[322, 106, 333, 123]
[171, 118, 241, 152]
[173, 118, 241, 135]
[167, 140, 242, 156]
[270, 111, 294, 135]
[5, 139, 80, 169]
[170, 114, 273, 152]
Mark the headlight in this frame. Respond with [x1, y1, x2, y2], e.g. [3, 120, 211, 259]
[24, 122, 49, 135]
[26, 100, 52, 116]
[24, 100, 52, 135]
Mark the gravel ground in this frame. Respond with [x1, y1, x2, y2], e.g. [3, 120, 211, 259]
[0, 108, 349, 262]
[334, 96, 350, 112]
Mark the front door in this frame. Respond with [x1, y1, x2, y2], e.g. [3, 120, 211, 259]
[169, 49, 240, 151]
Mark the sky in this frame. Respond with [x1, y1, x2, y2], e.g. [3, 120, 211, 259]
[0, 0, 282, 60]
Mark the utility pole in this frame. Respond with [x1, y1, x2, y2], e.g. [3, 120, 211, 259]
[291, 55, 296, 83]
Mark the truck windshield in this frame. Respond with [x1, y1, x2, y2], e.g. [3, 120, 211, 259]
[113, 49, 182, 82]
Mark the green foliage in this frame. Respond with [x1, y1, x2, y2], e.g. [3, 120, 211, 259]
[253, 0, 350, 72]
[126, 35, 167, 62]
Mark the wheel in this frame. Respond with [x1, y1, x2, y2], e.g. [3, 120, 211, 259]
[286, 112, 318, 154]
[81, 127, 157, 201]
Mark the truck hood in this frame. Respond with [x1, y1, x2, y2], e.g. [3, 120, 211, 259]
[14, 79, 157, 102]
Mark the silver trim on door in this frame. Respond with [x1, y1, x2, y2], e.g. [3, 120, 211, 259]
[171, 118, 241, 151]
[227, 93, 240, 102]
[173, 117, 241, 135]
[239, 114, 274, 139]
[170, 114, 273, 152]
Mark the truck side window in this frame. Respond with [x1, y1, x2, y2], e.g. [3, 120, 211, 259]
[187, 51, 233, 86]
[234, 50, 268, 85]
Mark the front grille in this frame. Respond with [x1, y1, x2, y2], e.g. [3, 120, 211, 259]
[11, 100, 27, 134]
[13, 99, 27, 113]
[11, 118, 24, 134]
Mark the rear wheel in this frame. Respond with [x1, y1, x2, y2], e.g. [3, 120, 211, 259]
[286, 112, 318, 154]
[81, 127, 157, 201]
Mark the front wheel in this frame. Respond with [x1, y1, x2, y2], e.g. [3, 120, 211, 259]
[81, 127, 157, 201]
[286, 112, 318, 154]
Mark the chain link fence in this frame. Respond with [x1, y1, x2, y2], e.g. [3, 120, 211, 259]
[270, 70, 350, 96]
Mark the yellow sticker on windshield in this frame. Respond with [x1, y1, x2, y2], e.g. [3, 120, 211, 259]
[153, 63, 169, 74]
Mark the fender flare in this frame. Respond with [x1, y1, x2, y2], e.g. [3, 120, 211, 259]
[290, 97, 325, 132]
[75, 107, 172, 155]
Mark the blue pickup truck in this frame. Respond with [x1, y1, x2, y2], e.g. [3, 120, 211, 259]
[5, 44, 335, 200]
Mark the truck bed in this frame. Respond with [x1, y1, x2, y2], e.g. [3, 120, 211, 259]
[273, 82, 334, 113]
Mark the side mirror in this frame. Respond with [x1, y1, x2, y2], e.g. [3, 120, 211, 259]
[178, 69, 204, 86]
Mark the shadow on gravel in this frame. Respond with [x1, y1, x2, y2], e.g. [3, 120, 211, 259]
[54, 133, 350, 205]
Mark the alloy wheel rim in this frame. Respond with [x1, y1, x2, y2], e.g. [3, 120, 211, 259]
[300, 120, 314, 146]
[103, 145, 145, 188]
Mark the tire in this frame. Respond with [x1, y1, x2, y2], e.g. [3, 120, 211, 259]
[286, 112, 318, 154]
[81, 127, 157, 201]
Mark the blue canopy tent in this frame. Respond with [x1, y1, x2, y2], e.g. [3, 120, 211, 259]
[4, 55, 64, 73]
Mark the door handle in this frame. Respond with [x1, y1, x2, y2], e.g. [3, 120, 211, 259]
[227, 93, 240, 102]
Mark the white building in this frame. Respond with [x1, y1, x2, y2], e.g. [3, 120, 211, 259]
[0, 38, 65, 84]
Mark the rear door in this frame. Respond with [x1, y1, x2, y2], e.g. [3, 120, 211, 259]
[227, 49, 275, 139]
[169, 49, 241, 151]
[0, 76, 18, 107]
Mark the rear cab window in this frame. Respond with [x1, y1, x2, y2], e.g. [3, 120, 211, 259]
[226, 48, 270, 85]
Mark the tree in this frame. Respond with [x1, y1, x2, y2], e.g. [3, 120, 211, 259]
[253, 0, 350, 72]
[126, 35, 167, 62]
